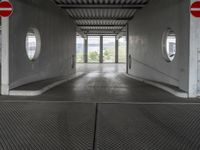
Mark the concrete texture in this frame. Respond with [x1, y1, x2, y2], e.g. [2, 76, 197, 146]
[128, 0, 190, 93]
[0, 64, 198, 102]
[189, 0, 200, 97]
[1, 12, 9, 95]
[9, 72, 84, 96]
[125, 73, 188, 98]
[7, 0, 76, 91]
[9, 73, 83, 96]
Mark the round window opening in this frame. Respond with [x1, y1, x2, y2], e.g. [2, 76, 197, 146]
[26, 28, 41, 61]
[162, 28, 176, 62]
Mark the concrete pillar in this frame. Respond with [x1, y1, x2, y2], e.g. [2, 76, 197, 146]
[189, 0, 200, 97]
[1, 16, 9, 95]
[100, 35, 103, 63]
[115, 37, 119, 63]
[84, 37, 88, 63]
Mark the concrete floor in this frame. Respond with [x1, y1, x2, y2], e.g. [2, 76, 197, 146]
[42, 63, 187, 102]
[0, 64, 200, 149]
[1, 63, 197, 102]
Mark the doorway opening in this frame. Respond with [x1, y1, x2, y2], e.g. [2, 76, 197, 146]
[88, 36, 100, 63]
[76, 35, 127, 65]
[103, 36, 115, 63]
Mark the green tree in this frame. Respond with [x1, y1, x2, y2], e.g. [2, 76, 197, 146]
[89, 51, 99, 62]
[104, 49, 111, 60]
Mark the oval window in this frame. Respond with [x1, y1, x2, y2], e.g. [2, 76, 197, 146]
[162, 28, 176, 62]
[26, 28, 41, 61]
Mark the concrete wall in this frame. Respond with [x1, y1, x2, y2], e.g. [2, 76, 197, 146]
[128, 0, 190, 92]
[8, 0, 76, 89]
[189, 0, 200, 97]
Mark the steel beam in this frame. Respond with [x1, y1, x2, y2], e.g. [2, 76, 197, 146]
[59, 4, 145, 9]
[87, 34, 117, 36]
[100, 35, 103, 63]
[84, 37, 88, 63]
[82, 29, 121, 31]
[76, 27, 87, 39]
[78, 25, 125, 27]
[115, 37, 119, 63]
[75, 18, 131, 21]
[116, 26, 127, 39]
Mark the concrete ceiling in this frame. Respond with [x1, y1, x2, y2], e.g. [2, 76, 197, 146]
[53, 0, 149, 36]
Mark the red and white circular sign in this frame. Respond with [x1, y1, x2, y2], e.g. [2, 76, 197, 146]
[0, 1, 13, 17]
[191, 1, 200, 17]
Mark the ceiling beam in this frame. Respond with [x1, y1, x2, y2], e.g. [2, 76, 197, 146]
[82, 29, 121, 31]
[83, 33, 119, 35]
[85, 33, 119, 35]
[76, 27, 87, 39]
[58, 4, 145, 9]
[83, 30, 121, 35]
[75, 18, 131, 21]
[77, 25, 125, 27]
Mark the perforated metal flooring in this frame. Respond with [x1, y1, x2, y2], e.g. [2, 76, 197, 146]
[95, 103, 200, 150]
[0, 102, 200, 150]
[0, 102, 96, 150]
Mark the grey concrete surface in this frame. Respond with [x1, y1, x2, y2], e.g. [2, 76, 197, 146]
[189, 0, 200, 97]
[128, 0, 190, 93]
[0, 64, 198, 102]
[8, 0, 76, 90]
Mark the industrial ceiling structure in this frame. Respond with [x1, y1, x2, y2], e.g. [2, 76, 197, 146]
[53, 0, 149, 36]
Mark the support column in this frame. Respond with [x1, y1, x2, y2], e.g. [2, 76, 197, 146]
[1, 16, 9, 95]
[189, 0, 200, 97]
[84, 37, 88, 63]
[100, 35, 103, 63]
[115, 37, 119, 63]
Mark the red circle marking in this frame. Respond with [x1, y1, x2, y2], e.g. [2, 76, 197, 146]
[0, 1, 13, 17]
[191, 1, 200, 17]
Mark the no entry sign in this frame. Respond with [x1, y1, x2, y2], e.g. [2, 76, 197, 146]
[191, 1, 200, 17]
[0, 1, 13, 17]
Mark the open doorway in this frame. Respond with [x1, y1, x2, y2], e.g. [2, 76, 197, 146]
[88, 36, 100, 63]
[103, 36, 115, 63]
[76, 35, 127, 73]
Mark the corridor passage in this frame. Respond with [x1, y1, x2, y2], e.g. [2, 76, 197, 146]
[42, 64, 187, 102]
[2, 0, 200, 149]
[0, 64, 190, 102]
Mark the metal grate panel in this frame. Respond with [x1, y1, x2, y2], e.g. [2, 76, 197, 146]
[95, 104, 200, 150]
[0, 102, 96, 150]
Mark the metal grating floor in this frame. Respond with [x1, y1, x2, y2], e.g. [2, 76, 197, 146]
[1, 102, 200, 149]
[0, 102, 96, 150]
[95, 104, 200, 150]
